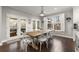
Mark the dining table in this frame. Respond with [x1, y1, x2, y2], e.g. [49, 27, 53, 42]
[26, 30, 52, 50]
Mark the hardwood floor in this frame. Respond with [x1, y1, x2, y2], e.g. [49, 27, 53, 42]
[0, 36, 75, 52]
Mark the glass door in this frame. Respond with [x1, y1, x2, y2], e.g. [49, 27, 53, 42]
[20, 19, 26, 35]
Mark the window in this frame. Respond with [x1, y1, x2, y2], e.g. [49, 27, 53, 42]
[54, 23, 61, 30]
[53, 16, 61, 30]
[33, 21, 35, 30]
[48, 21, 52, 29]
[47, 13, 65, 31]
[37, 21, 40, 29]
[9, 17, 17, 37]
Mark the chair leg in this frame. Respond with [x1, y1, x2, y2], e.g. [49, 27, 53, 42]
[25, 44, 28, 52]
[40, 42, 42, 52]
[23, 45, 25, 51]
[24, 44, 28, 52]
[46, 40, 48, 48]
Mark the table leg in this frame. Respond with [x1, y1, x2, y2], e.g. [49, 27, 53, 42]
[31, 38, 38, 50]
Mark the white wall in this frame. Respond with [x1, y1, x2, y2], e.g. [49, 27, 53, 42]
[65, 10, 73, 36]
[73, 7, 79, 41]
[0, 6, 2, 40]
[73, 7, 79, 23]
[1, 7, 7, 40]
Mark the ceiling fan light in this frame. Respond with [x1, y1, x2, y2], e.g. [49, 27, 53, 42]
[40, 13, 44, 16]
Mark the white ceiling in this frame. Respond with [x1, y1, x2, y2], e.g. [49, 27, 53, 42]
[8, 6, 73, 17]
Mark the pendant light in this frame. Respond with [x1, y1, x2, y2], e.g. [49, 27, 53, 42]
[40, 6, 45, 16]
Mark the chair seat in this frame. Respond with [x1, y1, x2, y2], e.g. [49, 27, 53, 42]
[38, 37, 47, 42]
[23, 39, 32, 44]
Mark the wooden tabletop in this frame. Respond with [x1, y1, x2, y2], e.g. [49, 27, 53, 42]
[26, 30, 53, 37]
[26, 31, 42, 37]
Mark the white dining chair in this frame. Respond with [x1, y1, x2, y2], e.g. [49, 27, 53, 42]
[22, 35, 33, 52]
[38, 35, 48, 51]
[46, 32, 51, 39]
[49, 31, 53, 39]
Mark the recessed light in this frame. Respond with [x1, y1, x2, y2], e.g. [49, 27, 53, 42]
[54, 8, 57, 10]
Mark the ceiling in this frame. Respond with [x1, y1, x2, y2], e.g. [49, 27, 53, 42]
[8, 6, 73, 17]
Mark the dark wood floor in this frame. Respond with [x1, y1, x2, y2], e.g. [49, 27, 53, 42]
[0, 36, 75, 52]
